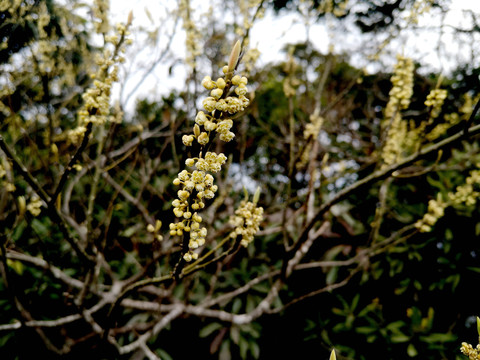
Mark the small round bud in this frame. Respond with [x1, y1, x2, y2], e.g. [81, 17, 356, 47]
[190, 240, 199, 249]
[182, 135, 194, 146]
[232, 75, 241, 85]
[204, 121, 217, 131]
[173, 208, 183, 217]
[195, 111, 207, 125]
[216, 78, 226, 89]
[178, 190, 190, 200]
[185, 181, 195, 191]
[211, 88, 223, 99]
[191, 222, 200, 230]
[198, 132, 209, 145]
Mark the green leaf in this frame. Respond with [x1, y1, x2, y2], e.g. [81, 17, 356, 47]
[390, 334, 410, 343]
[326, 266, 339, 285]
[230, 326, 240, 345]
[232, 298, 242, 314]
[11, 221, 27, 242]
[407, 344, 418, 357]
[156, 348, 173, 360]
[121, 224, 142, 238]
[419, 333, 456, 343]
[475, 222, 480, 236]
[199, 322, 223, 338]
[355, 326, 375, 335]
[351, 293, 360, 312]
[239, 337, 248, 360]
[250, 340, 260, 359]
[31, 218, 49, 237]
[7, 259, 24, 275]
[219, 340, 231, 360]
[386, 321, 405, 331]
[476, 316, 480, 338]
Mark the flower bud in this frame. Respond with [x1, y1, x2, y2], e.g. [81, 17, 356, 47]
[194, 124, 201, 138]
[228, 40, 241, 73]
[198, 132, 209, 145]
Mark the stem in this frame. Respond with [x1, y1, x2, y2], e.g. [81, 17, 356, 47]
[50, 122, 93, 207]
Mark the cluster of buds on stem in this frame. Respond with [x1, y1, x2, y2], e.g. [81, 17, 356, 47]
[170, 40, 253, 262]
[67, 11, 133, 144]
[425, 88, 447, 120]
[381, 55, 415, 167]
[385, 55, 414, 119]
[229, 187, 264, 247]
[416, 167, 480, 232]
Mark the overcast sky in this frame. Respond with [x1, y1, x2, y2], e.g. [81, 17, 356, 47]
[86, 0, 480, 113]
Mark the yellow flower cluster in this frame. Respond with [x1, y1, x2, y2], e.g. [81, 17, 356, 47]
[92, 0, 110, 35]
[385, 55, 414, 119]
[34, 3, 56, 74]
[229, 198, 264, 247]
[425, 89, 447, 120]
[67, 19, 131, 144]
[427, 93, 479, 141]
[236, 0, 264, 37]
[381, 116, 407, 167]
[448, 170, 480, 206]
[171, 41, 251, 262]
[304, 112, 324, 140]
[417, 169, 480, 232]
[283, 51, 299, 98]
[147, 219, 164, 242]
[318, 0, 349, 17]
[178, 0, 202, 68]
[27, 195, 43, 217]
[406, 0, 435, 25]
[415, 196, 447, 232]
[242, 48, 261, 75]
[381, 55, 415, 167]
[200, 74, 249, 115]
[298, 112, 324, 169]
[461, 342, 480, 360]
[0, 159, 15, 192]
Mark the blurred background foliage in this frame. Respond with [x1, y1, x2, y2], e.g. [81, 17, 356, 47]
[1, 0, 480, 359]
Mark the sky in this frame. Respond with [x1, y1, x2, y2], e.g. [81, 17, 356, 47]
[81, 0, 480, 114]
